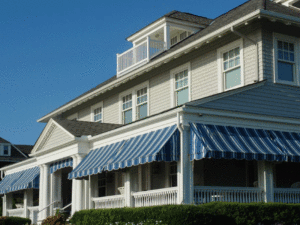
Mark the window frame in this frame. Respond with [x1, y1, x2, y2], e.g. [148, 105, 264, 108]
[119, 81, 149, 124]
[0, 144, 11, 156]
[91, 102, 103, 123]
[217, 39, 244, 92]
[170, 62, 191, 107]
[273, 33, 300, 86]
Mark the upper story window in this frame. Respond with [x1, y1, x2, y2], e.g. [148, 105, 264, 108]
[119, 81, 149, 124]
[274, 33, 299, 86]
[0, 144, 11, 156]
[171, 62, 191, 107]
[218, 39, 244, 92]
[91, 102, 103, 123]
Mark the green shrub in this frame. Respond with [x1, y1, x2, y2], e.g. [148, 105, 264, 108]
[0, 216, 31, 225]
[41, 213, 68, 225]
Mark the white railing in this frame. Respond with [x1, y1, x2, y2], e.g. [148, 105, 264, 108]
[7, 208, 24, 217]
[132, 187, 178, 207]
[194, 186, 264, 204]
[274, 188, 300, 203]
[92, 195, 125, 209]
[117, 38, 165, 75]
[28, 206, 40, 225]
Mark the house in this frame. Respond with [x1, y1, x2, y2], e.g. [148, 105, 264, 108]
[1, 0, 300, 224]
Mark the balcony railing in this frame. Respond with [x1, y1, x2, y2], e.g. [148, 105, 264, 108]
[132, 187, 178, 207]
[117, 38, 165, 76]
[194, 186, 264, 204]
[92, 195, 125, 209]
[274, 188, 300, 203]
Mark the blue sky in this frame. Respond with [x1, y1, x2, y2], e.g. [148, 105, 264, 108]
[0, 0, 247, 145]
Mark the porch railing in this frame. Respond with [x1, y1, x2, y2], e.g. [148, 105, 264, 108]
[7, 208, 24, 217]
[28, 206, 40, 225]
[92, 195, 125, 209]
[194, 186, 264, 204]
[117, 38, 165, 76]
[132, 187, 178, 207]
[274, 188, 300, 203]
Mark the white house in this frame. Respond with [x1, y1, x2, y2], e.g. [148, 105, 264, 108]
[1, 0, 300, 224]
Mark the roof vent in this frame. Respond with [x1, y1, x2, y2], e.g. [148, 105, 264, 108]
[274, 0, 300, 10]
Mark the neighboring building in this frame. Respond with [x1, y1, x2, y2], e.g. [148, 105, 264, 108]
[1, 0, 300, 224]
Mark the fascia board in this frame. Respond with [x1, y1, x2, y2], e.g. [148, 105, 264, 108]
[38, 9, 264, 123]
[0, 158, 37, 172]
[260, 9, 300, 23]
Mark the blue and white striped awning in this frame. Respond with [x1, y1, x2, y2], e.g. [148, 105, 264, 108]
[50, 158, 73, 174]
[0, 167, 39, 194]
[105, 125, 179, 171]
[69, 124, 180, 179]
[68, 140, 126, 179]
[190, 123, 287, 162]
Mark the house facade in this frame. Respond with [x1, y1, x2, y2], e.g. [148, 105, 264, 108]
[1, 0, 300, 224]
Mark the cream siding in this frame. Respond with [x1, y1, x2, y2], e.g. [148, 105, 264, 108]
[103, 94, 119, 124]
[78, 107, 91, 122]
[40, 126, 73, 151]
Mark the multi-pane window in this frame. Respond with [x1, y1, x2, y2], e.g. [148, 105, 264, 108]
[93, 107, 102, 123]
[122, 94, 132, 124]
[170, 162, 177, 187]
[180, 31, 187, 40]
[171, 36, 178, 46]
[175, 69, 189, 105]
[277, 40, 295, 82]
[223, 47, 241, 90]
[0, 144, 10, 156]
[3, 145, 9, 155]
[98, 174, 106, 197]
[136, 87, 147, 119]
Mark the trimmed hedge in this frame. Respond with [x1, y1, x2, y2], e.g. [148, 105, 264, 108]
[0, 216, 31, 225]
[69, 202, 300, 225]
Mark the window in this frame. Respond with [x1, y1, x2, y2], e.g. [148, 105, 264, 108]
[171, 36, 178, 46]
[171, 63, 191, 107]
[136, 87, 148, 120]
[0, 144, 11, 156]
[170, 162, 177, 187]
[98, 173, 106, 197]
[122, 94, 132, 124]
[91, 102, 103, 123]
[218, 39, 244, 91]
[119, 81, 149, 124]
[274, 33, 299, 85]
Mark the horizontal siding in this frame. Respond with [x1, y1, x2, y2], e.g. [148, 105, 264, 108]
[201, 83, 300, 119]
[262, 29, 274, 81]
[78, 107, 91, 122]
[42, 126, 73, 151]
[149, 71, 171, 115]
[103, 94, 119, 124]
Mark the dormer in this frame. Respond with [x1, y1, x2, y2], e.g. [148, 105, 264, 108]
[117, 11, 213, 77]
[274, 0, 300, 10]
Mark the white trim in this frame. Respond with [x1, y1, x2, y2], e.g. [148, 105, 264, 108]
[119, 81, 149, 124]
[217, 39, 244, 92]
[170, 62, 191, 107]
[273, 33, 300, 86]
[91, 102, 103, 123]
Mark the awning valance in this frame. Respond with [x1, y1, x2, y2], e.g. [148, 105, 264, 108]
[69, 124, 179, 179]
[190, 123, 288, 162]
[50, 158, 73, 174]
[0, 167, 39, 194]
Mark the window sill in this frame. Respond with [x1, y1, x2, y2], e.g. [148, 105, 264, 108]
[224, 84, 244, 92]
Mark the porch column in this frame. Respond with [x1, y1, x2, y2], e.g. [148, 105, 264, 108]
[43, 164, 50, 219]
[89, 175, 98, 209]
[24, 189, 33, 218]
[178, 125, 193, 204]
[84, 180, 89, 209]
[124, 170, 132, 207]
[71, 156, 78, 215]
[49, 172, 56, 216]
[76, 154, 84, 212]
[258, 161, 274, 202]
[2, 193, 12, 216]
[38, 165, 44, 217]
[164, 24, 170, 50]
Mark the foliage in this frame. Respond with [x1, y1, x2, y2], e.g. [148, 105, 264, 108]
[0, 216, 31, 225]
[41, 213, 68, 225]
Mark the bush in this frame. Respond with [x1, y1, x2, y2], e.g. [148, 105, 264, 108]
[41, 213, 68, 225]
[0, 216, 31, 225]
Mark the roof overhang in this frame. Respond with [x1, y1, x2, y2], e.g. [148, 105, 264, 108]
[37, 9, 300, 123]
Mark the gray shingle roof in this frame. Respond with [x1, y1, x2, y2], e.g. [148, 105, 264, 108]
[53, 118, 123, 137]
[0, 137, 10, 144]
[15, 145, 34, 157]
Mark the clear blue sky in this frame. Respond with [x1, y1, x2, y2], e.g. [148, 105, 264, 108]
[0, 0, 247, 145]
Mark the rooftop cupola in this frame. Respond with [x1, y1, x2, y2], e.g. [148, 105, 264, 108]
[116, 11, 213, 77]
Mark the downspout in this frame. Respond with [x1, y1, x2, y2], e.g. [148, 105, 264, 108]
[231, 26, 260, 82]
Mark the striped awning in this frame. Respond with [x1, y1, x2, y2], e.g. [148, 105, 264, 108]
[50, 158, 73, 174]
[0, 167, 39, 194]
[190, 123, 287, 162]
[69, 124, 180, 179]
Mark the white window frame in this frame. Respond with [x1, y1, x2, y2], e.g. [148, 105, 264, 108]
[119, 81, 150, 124]
[91, 102, 103, 123]
[273, 33, 300, 86]
[170, 62, 191, 107]
[217, 39, 244, 92]
[0, 144, 11, 156]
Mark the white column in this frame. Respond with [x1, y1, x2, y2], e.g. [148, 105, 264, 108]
[76, 154, 84, 212]
[24, 189, 33, 218]
[71, 156, 78, 215]
[124, 170, 132, 207]
[178, 125, 193, 204]
[43, 164, 50, 219]
[164, 24, 170, 50]
[49, 173, 55, 216]
[3, 193, 12, 216]
[38, 165, 44, 216]
[258, 161, 274, 202]
[84, 180, 89, 209]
